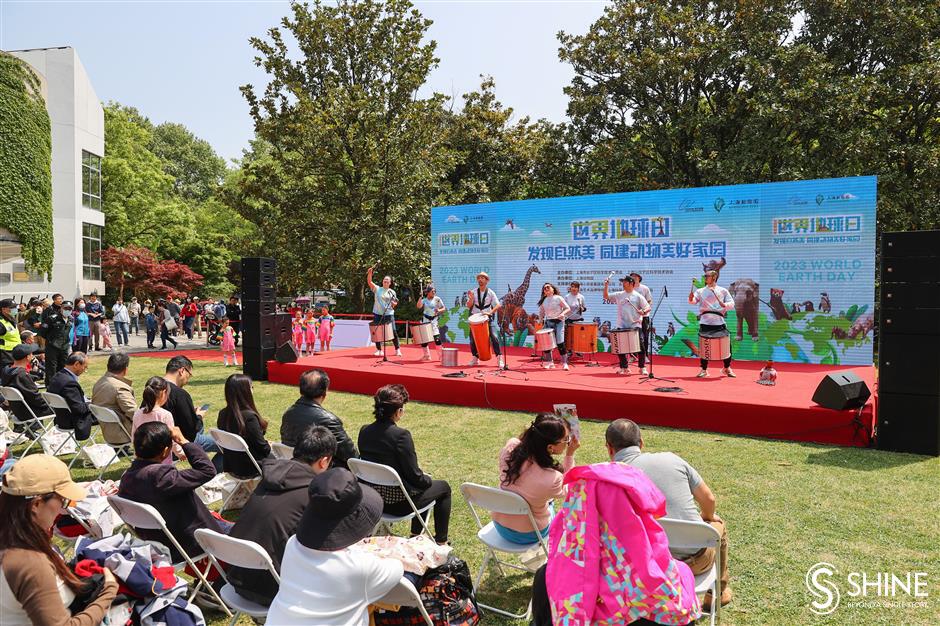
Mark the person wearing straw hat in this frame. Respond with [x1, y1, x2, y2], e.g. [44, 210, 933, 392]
[0, 455, 119, 624]
[466, 271, 505, 367]
[266, 468, 404, 625]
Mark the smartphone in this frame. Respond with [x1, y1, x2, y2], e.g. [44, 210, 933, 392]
[199, 403, 210, 412]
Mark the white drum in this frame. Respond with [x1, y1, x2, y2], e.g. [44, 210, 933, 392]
[412, 322, 435, 345]
[534, 328, 558, 351]
[441, 347, 459, 367]
[608, 328, 641, 354]
[699, 333, 731, 360]
[369, 322, 394, 343]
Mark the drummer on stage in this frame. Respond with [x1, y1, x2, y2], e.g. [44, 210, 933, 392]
[604, 275, 651, 375]
[538, 283, 571, 370]
[565, 281, 586, 323]
[466, 271, 505, 368]
[689, 270, 736, 378]
[367, 266, 402, 357]
[630, 272, 653, 360]
[417, 285, 446, 361]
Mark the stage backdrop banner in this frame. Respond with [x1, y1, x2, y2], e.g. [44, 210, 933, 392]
[430, 176, 876, 365]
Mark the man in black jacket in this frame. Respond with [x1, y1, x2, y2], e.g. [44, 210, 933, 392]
[0, 343, 52, 435]
[40, 294, 72, 384]
[46, 352, 95, 440]
[228, 426, 336, 606]
[162, 356, 218, 453]
[280, 369, 358, 468]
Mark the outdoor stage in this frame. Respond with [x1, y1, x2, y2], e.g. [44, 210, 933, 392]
[266, 345, 877, 448]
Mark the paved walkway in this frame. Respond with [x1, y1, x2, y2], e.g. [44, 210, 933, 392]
[81, 327, 226, 359]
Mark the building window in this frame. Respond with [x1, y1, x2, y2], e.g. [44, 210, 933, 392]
[82, 150, 102, 210]
[82, 223, 103, 280]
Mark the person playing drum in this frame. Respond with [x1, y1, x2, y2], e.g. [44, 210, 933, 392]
[630, 272, 653, 363]
[417, 286, 446, 361]
[538, 283, 572, 370]
[564, 281, 586, 323]
[467, 272, 504, 368]
[366, 266, 401, 357]
[604, 275, 651, 375]
[689, 269, 736, 378]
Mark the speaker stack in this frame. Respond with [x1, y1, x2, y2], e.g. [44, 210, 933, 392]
[241, 258, 291, 381]
[877, 230, 940, 456]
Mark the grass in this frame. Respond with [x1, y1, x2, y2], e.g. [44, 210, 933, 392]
[41, 355, 940, 625]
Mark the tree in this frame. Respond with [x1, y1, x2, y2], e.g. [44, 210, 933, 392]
[151, 122, 228, 202]
[0, 53, 53, 277]
[100, 245, 203, 300]
[236, 0, 452, 308]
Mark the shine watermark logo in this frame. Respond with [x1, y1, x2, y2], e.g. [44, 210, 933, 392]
[805, 562, 930, 615]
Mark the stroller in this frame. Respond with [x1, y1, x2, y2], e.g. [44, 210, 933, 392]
[204, 313, 222, 346]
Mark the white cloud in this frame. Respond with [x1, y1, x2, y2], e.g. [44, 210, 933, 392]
[530, 229, 547, 238]
[698, 223, 728, 235]
[445, 215, 461, 223]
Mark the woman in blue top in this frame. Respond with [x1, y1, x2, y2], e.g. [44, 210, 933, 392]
[70, 298, 91, 353]
[416, 286, 446, 361]
[367, 266, 401, 356]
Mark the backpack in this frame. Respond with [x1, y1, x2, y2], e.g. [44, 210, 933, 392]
[374, 556, 480, 626]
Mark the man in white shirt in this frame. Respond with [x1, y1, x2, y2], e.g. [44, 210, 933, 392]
[466, 272, 504, 368]
[267, 468, 404, 626]
[689, 270, 736, 378]
[603, 275, 651, 375]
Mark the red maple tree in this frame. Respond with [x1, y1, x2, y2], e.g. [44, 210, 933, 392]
[100, 245, 203, 300]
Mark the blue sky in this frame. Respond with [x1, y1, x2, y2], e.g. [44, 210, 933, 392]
[1, 0, 606, 162]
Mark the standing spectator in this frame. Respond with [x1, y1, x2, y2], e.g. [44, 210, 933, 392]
[166, 298, 181, 329]
[0, 298, 20, 367]
[128, 296, 141, 335]
[163, 356, 219, 455]
[46, 352, 94, 440]
[225, 296, 241, 345]
[40, 295, 72, 384]
[91, 353, 137, 445]
[142, 298, 152, 316]
[280, 369, 358, 467]
[85, 292, 104, 351]
[112, 297, 130, 346]
[181, 298, 198, 339]
[217, 373, 271, 478]
[15, 301, 29, 330]
[144, 305, 158, 349]
[24, 299, 45, 349]
[213, 299, 227, 319]
[157, 302, 178, 350]
[70, 298, 90, 354]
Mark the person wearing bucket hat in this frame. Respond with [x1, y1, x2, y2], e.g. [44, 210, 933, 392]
[0, 455, 119, 624]
[466, 271, 504, 367]
[266, 468, 404, 625]
[0, 297, 21, 367]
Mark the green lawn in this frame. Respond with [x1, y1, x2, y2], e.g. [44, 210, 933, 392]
[41, 355, 940, 625]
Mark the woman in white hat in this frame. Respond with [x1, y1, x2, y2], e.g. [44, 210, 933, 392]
[0, 455, 118, 624]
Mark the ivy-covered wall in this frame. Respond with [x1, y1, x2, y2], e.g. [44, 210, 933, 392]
[0, 52, 53, 278]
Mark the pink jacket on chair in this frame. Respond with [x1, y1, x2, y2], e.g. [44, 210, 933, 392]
[547, 462, 701, 625]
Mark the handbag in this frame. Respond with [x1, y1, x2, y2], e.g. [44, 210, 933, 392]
[164, 316, 177, 331]
[374, 556, 480, 626]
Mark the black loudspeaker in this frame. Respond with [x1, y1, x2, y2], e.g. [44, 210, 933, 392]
[242, 300, 276, 317]
[881, 283, 940, 309]
[880, 310, 940, 336]
[879, 334, 940, 396]
[242, 313, 291, 349]
[275, 342, 299, 363]
[241, 285, 276, 302]
[882, 230, 940, 258]
[242, 257, 276, 273]
[876, 392, 940, 456]
[242, 270, 276, 289]
[243, 346, 276, 381]
[812, 371, 872, 410]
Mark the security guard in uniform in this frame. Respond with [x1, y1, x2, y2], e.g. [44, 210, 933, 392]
[0, 298, 21, 367]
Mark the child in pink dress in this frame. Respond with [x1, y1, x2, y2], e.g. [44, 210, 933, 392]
[220, 317, 238, 366]
[292, 311, 305, 353]
[100, 319, 113, 350]
[317, 305, 335, 352]
[303, 310, 317, 356]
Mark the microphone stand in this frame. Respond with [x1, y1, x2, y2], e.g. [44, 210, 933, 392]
[491, 310, 511, 376]
[639, 285, 674, 384]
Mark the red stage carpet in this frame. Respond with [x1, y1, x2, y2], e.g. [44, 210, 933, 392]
[267, 345, 876, 448]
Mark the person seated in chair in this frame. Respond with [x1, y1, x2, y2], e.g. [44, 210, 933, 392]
[0, 343, 52, 437]
[91, 352, 136, 445]
[280, 369, 357, 468]
[358, 384, 451, 545]
[46, 352, 94, 440]
[606, 418, 732, 610]
[227, 426, 337, 606]
[117, 422, 230, 561]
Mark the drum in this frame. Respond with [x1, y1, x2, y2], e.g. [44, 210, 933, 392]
[369, 322, 394, 343]
[699, 330, 731, 361]
[565, 322, 598, 353]
[534, 328, 558, 352]
[608, 328, 641, 354]
[412, 322, 435, 345]
[441, 347, 459, 367]
[468, 313, 493, 361]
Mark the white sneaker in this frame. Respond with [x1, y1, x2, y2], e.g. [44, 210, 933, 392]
[395, 349, 402, 357]
[469, 357, 479, 366]
[373, 350, 382, 356]
[542, 361, 551, 369]
[640, 367, 649, 376]
[722, 367, 736, 378]
[697, 369, 709, 378]
[547, 362, 556, 369]
[421, 353, 432, 361]
[563, 362, 570, 371]
[498, 356, 505, 368]
[618, 367, 629, 375]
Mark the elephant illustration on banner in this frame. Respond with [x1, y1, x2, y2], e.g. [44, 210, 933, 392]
[729, 279, 759, 341]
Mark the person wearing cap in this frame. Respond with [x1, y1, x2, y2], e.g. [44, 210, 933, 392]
[0, 454, 119, 624]
[366, 266, 402, 357]
[0, 343, 53, 426]
[266, 467, 404, 625]
[39, 294, 72, 384]
[0, 298, 21, 367]
[128, 296, 141, 335]
[466, 271, 505, 367]
[18, 330, 45, 382]
[47, 352, 95, 440]
[603, 275, 652, 375]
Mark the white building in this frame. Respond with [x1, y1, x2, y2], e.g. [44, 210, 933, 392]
[0, 46, 105, 301]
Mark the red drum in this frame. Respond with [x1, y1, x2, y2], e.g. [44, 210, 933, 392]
[469, 314, 492, 361]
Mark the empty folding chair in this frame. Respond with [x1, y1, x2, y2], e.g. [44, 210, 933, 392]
[659, 517, 723, 626]
[107, 495, 231, 617]
[40, 390, 92, 467]
[347, 458, 434, 539]
[209, 428, 264, 513]
[195, 528, 279, 626]
[270, 441, 293, 460]
[0, 386, 56, 459]
[88, 404, 133, 480]
[378, 577, 433, 626]
[460, 482, 549, 620]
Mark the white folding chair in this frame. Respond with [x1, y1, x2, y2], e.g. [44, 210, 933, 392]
[460, 482, 548, 620]
[378, 577, 433, 626]
[209, 428, 264, 513]
[88, 404, 133, 480]
[40, 391, 93, 467]
[270, 441, 293, 460]
[194, 528, 279, 626]
[0, 386, 56, 459]
[659, 517, 722, 626]
[107, 495, 232, 617]
[347, 458, 434, 539]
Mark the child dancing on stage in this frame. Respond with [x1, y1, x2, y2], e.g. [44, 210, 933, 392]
[292, 310, 305, 354]
[317, 305, 335, 352]
[304, 309, 318, 356]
